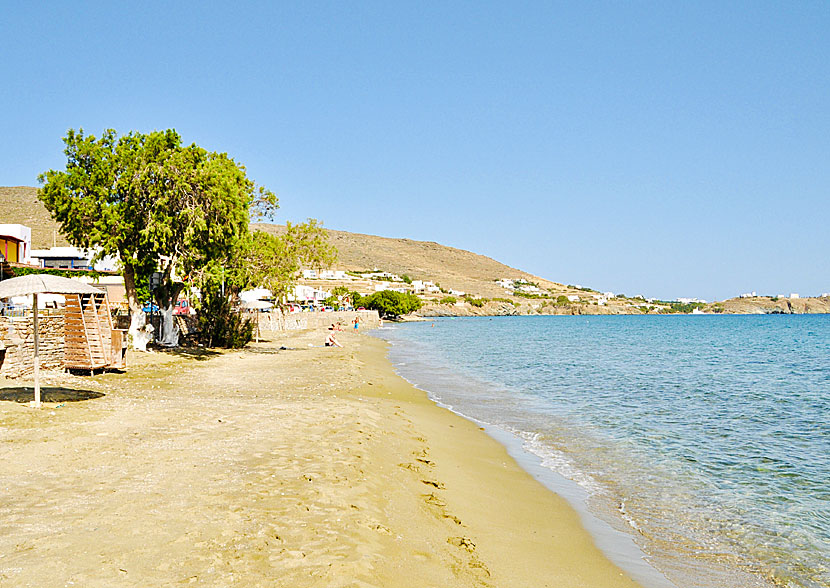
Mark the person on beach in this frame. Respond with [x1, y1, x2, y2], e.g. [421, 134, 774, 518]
[353, 317, 359, 331]
[325, 329, 342, 347]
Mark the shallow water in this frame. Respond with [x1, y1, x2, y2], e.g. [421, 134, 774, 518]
[375, 315, 830, 588]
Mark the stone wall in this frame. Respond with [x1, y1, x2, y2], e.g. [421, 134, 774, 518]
[0, 313, 65, 378]
[258, 309, 380, 332]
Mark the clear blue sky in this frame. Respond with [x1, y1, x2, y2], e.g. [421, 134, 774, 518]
[2, 2, 828, 301]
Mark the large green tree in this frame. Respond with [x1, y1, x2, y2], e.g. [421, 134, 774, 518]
[359, 290, 422, 318]
[190, 221, 337, 347]
[38, 128, 273, 348]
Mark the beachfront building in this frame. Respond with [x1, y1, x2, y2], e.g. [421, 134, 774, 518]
[30, 246, 118, 271]
[288, 284, 330, 304]
[0, 224, 32, 264]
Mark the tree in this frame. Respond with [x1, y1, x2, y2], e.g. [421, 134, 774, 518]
[360, 290, 422, 318]
[220, 222, 336, 302]
[189, 221, 337, 347]
[38, 128, 271, 348]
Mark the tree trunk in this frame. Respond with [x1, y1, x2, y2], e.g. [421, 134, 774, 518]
[123, 264, 151, 351]
[153, 279, 184, 348]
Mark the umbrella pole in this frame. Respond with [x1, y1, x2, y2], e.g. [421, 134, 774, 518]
[33, 293, 40, 408]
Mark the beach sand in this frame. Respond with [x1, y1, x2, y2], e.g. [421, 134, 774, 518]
[0, 328, 643, 587]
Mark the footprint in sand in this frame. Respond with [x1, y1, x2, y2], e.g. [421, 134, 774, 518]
[421, 479, 445, 489]
[447, 536, 476, 552]
[422, 493, 446, 507]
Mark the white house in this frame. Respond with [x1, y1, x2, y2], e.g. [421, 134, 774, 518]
[0, 224, 32, 264]
[789, 293, 800, 299]
[567, 295, 580, 302]
[30, 246, 118, 271]
[289, 284, 330, 303]
[739, 292, 757, 299]
[517, 284, 541, 294]
[412, 280, 440, 294]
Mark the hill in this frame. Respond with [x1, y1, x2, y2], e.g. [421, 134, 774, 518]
[4, 186, 826, 315]
[2, 185, 580, 301]
[0, 186, 71, 248]
[252, 223, 577, 300]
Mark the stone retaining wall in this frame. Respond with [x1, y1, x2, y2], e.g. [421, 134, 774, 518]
[0, 314, 65, 378]
[258, 309, 380, 332]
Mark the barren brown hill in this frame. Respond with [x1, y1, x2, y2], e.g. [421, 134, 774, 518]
[0, 186, 70, 248]
[253, 223, 572, 298]
[1, 186, 568, 298]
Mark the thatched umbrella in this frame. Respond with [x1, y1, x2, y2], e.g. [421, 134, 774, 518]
[0, 274, 102, 407]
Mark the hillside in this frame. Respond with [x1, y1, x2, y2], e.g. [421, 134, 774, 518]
[252, 223, 577, 300]
[0, 186, 71, 248]
[3, 186, 827, 315]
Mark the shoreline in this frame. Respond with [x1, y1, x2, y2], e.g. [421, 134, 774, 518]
[1, 327, 644, 586]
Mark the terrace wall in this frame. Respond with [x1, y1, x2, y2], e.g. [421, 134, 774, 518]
[0, 313, 65, 378]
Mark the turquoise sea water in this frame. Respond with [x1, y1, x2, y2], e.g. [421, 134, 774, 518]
[375, 315, 830, 588]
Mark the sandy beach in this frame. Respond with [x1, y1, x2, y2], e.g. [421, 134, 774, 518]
[0, 327, 643, 587]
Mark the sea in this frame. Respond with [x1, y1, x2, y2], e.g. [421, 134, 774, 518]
[374, 315, 829, 588]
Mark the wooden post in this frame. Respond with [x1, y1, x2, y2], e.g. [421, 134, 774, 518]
[33, 293, 40, 408]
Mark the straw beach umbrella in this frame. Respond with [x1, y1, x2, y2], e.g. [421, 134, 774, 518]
[0, 274, 102, 407]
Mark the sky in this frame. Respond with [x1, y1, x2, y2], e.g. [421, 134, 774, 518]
[1, 2, 828, 301]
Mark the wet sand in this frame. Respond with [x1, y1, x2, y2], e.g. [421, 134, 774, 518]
[0, 328, 643, 587]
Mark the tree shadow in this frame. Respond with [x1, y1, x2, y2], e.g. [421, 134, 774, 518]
[0, 387, 105, 403]
[155, 345, 221, 361]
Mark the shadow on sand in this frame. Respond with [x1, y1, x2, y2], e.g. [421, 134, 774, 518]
[154, 345, 221, 361]
[0, 387, 106, 403]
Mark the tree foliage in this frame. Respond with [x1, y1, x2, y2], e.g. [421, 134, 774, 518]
[359, 290, 422, 318]
[36, 128, 306, 348]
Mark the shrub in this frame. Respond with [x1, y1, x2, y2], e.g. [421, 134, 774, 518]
[439, 296, 457, 305]
[361, 290, 422, 318]
[195, 287, 254, 348]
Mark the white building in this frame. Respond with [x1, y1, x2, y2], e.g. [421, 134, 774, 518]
[30, 246, 118, 271]
[739, 292, 757, 299]
[790, 293, 800, 299]
[0, 224, 32, 264]
[567, 295, 580, 302]
[289, 284, 330, 303]
[302, 269, 350, 280]
[677, 297, 707, 304]
[412, 280, 440, 294]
